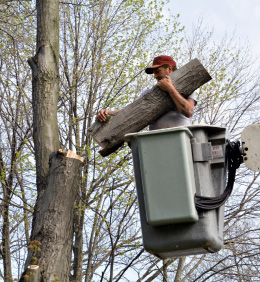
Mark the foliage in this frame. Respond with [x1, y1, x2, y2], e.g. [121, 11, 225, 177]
[0, 0, 260, 281]
[0, 1, 36, 281]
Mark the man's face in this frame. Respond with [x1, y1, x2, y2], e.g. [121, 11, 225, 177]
[153, 66, 172, 81]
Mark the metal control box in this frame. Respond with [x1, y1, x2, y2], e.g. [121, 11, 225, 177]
[125, 125, 229, 259]
[126, 127, 198, 225]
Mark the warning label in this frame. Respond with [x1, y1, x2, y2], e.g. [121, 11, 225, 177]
[211, 145, 223, 159]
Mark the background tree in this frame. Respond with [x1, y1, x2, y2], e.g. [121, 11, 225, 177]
[0, 2, 35, 281]
[0, 1, 260, 281]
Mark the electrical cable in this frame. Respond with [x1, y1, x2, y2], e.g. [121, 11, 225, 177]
[194, 140, 243, 211]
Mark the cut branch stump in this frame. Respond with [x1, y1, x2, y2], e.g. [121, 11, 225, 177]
[20, 150, 84, 282]
[22, 265, 40, 282]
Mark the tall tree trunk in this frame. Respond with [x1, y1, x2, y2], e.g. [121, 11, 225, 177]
[29, 0, 60, 196]
[21, 0, 84, 281]
[27, 1, 60, 263]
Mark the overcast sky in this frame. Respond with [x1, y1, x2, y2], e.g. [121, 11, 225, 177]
[167, 0, 260, 60]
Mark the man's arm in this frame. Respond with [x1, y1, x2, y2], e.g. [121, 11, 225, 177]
[157, 75, 195, 118]
[96, 109, 120, 122]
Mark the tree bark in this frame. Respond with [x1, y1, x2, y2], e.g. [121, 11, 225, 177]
[71, 209, 84, 281]
[163, 260, 168, 282]
[174, 257, 186, 282]
[20, 150, 84, 282]
[2, 202, 12, 282]
[22, 0, 85, 281]
[88, 58, 211, 156]
[27, 0, 60, 239]
[22, 265, 40, 282]
[1, 139, 16, 281]
[28, 0, 60, 195]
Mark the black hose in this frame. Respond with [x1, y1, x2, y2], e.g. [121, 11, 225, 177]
[195, 140, 243, 210]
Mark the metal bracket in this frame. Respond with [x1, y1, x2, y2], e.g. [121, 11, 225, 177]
[191, 139, 212, 162]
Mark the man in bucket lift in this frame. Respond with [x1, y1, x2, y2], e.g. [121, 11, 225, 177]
[96, 55, 197, 129]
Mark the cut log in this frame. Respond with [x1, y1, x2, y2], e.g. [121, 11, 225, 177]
[88, 58, 211, 156]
